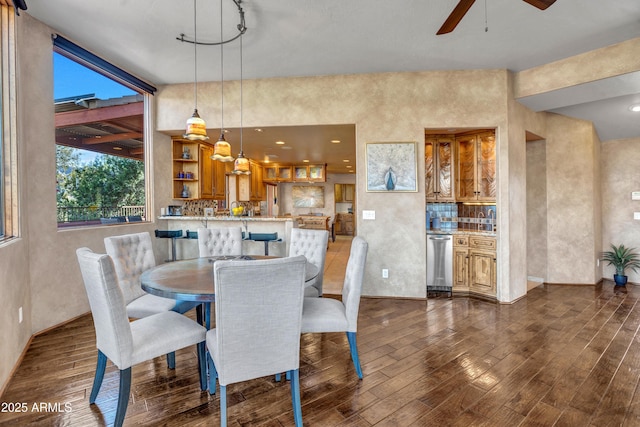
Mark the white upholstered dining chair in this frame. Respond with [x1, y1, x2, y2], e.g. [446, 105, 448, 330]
[301, 236, 368, 379]
[76, 248, 206, 427]
[206, 255, 307, 427]
[288, 228, 329, 297]
[104, 232, 199, 367]
[197, 227, 243, 257]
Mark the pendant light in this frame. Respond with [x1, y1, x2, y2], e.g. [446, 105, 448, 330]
[183, 0, 208, 141]
[232, 32, 250, 175]
[212, 0, 234, 162]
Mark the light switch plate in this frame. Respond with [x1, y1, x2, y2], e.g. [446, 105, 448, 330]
[634, 212, 640, 220]
[633, 192, 640, 200]
[362, 210, 375, 220]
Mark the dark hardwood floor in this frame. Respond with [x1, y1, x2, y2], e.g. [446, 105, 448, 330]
[3, 278, 640, 425]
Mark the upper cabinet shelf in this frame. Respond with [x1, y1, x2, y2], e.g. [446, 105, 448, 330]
[264, 163, 326, 183]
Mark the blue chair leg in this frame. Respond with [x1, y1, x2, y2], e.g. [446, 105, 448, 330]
[89, 350, 107, 404]
[220, 385, 227, 427]
[115, 367, 132, 427]
[290, 369, 303, 427]
[286, 371, 291, 381]
[346, 332, 363, 379]
[166, 352, 176, 369]
[275, 373, 282, 382]
[197, 341, 207, 391]
[207, 352, 218, 395]
[205, 302, 212, 330]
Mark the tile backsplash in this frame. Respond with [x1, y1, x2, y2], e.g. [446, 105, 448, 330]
[426, 203, 496, 232]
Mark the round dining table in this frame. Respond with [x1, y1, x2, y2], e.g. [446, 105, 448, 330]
[141, 255, 320, 330]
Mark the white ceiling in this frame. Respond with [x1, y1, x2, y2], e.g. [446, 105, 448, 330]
[24, 0, 640, 172]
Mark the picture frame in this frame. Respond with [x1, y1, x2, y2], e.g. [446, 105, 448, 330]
[365, 142, 418, 192]
[292, 185, 325, 208]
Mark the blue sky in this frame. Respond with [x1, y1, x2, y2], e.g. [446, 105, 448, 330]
[53, 52, 136, 100]
[54, 52, 137, 163]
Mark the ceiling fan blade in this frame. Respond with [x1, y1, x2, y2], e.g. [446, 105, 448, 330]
[522, 0, 557, 10]
[437, 0, 476, 35]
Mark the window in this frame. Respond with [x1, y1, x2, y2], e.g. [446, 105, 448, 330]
[1, 4, 17, 241]
[53, 35, 156, 228]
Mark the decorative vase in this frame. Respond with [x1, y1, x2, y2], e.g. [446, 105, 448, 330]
[614, 274, 628, 286]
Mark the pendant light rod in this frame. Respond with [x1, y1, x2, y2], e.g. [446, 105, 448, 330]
[193, 0, 198, 108]
[176, 0, 246, 46]
[219, 0, 224, 136]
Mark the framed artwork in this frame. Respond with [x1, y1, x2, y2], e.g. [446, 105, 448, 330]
[292, 185, 325, 208]
[366, 142, 418, 192]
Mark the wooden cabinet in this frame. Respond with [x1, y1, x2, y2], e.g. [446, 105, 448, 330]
[455, 131, 496, 202]
[335, 213, 354, 236]
[213, 159, 228, 200]
[294, 164, 326, 182]
[237, 160, 264, 202]
[263, 165, 292, 182]
[453, 235, 469, 292]
[172, 137, 227, 200]
[452, 234, 496, 298]
[425, 135, 455, 202]
[263, 163, 325, 183]
[468, 236, 497, 297]
[334, 184, 355, 202]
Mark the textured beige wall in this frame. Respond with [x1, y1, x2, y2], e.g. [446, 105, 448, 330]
[526, 140, 548, 281]
[514, 37, 640, 98]
[157, 70, 511, 299]
[601, 137, 640, 283]
[545, 114, 601, 284]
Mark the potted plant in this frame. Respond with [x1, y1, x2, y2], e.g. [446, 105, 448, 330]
[602, 244, 640, 286]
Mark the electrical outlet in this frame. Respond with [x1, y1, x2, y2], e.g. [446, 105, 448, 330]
[18, 307, 23, 324]
[382, 268, 389, 278]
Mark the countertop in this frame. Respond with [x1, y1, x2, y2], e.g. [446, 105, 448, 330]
[158, 216, 295, 222]
[427, 229, 496, 237]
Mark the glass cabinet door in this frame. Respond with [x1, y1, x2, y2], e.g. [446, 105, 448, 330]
[425, 136, 454, 201]
[456, 134, 477, 201]
[477, 132, 496, 200]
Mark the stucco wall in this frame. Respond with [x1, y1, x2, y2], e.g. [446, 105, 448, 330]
[601, 137, 640, 283]
[526, 140, 548, 282]
[157, 70, 511, 299]
[545, 113, 601, 284]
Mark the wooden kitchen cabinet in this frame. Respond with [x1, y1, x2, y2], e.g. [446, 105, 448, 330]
[455, 131, 496, 202]
[425, 135, 455, 202]
[237, 160, 265, 202]
[172, 137, 228, 200]
[263, 165, 292, 182]
[468, 235, 496, 297]
[452, 235, 469, 292]
[294, 164, 326, 182]
[334, 184, 355, 202]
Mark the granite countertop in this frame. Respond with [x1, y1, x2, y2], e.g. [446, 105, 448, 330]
[159, 216, 295, 222]
[427, 229, 497, 237]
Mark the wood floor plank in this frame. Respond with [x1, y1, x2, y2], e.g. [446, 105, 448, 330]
[5, 275, 640, 426]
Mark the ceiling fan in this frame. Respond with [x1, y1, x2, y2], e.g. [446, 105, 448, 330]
[437, 0, 556, 35]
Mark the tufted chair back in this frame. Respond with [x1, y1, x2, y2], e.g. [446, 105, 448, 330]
[197, 227, 243, 257]
[104, 232, 156, 304]
[76, 248, 134, 369]
[288, 228, 328, 296]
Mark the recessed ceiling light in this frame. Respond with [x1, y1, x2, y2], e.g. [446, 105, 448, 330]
[343, 159, 350, 162]
[281, 146, 293, 150]
[303, 159, 310, 163]
[254, 128, 263, 132]
[629, 104, 640, 112]
[112, 146, 122, 150]
[331, 140, 341, 144]
[346, 165, 352, 168]
[275, 141, 285, 145]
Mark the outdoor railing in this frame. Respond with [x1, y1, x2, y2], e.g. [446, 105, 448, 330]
[57, 205, 146, 225]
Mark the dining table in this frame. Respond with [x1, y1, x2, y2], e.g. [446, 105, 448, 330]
[140, 255, 320, 328]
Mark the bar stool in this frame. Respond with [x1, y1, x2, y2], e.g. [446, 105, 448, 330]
[248, 232, 281, 255]
[154, 230, 183, 262]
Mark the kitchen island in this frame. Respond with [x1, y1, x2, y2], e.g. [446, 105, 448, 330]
[157, 216, 297, 259]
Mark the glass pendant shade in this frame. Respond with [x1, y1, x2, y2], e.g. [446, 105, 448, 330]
[184, 109, 209, 140]
[212, 133, 233, 162]
[233, 151, 251, 174]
